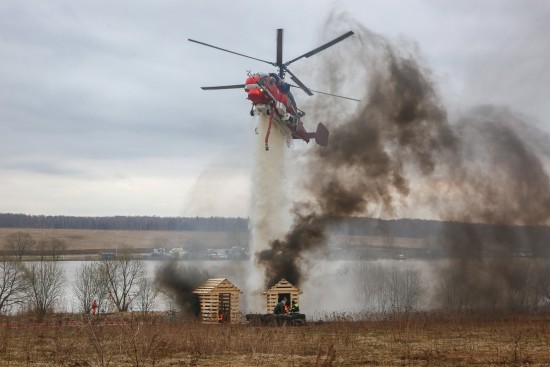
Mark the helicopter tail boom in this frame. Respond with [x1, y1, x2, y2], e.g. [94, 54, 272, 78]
[305, 122, 329, 147]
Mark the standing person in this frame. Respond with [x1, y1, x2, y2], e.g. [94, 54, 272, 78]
[269, 73, 299, 118]
[290, 300, 300, 313]
[273, 297, 287, 315]
[91, 299, 98, 315]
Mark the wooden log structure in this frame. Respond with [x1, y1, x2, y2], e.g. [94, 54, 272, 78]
[264, 278, 303, 314]
[193, 278, 242, 324]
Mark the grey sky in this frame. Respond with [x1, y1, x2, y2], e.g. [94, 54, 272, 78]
[1, 0, 548, 217]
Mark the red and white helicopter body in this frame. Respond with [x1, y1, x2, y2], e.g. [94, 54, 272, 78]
[244, 73, 328, 150]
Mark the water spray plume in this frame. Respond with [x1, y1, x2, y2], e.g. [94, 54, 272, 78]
[247, 113, 289, 310]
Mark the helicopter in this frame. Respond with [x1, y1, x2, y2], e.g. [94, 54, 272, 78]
[189, 29, 357, 150]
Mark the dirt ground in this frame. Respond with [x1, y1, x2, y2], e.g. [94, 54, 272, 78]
[0, 313, 548, 366]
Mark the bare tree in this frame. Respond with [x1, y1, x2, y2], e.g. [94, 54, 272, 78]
[0, 258, 26, 314]
[353, 262, 424, 313]
[436, 268, 472, 312]
[540, 261, 550, 303]
[504, 260, 550, 312]
[96, 252, 145, 312]
[353, 262, 390, 311]
[73, 262, 109, 314]
[5, 232, 35, 260]
[22, 260, 65, 320]
[435, 263, 503, 313]
[135, 277, 158, 315]
[437, 260, 550, 314]
[391, 264, 424, 311]
[36, 238, 68, 261]
[35, 239, 48, 261]
[49, 239, 67, 261]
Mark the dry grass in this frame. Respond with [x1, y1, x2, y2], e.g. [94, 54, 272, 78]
[0, 312, 548, 366]
[0, 228, 426, 254]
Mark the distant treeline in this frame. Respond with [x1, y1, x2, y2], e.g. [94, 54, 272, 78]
[0, 213, 548, 244]
[0, 213, 248, 232]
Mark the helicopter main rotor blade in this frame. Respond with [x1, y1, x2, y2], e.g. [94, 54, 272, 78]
[284, 31, 354, 66]
[289, 85, 360, 101]
[189, 39, 275, 66]
[283, 67, 313, 96]
[201, 84, 246, 90]
[276, 29, 283, 76]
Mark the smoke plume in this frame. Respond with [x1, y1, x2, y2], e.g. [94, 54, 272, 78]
[155, 261, 209, 316]
[258, 14, 457, 288]
[257, 12, 550, 298]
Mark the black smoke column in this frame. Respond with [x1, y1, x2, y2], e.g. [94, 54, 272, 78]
[155, 261, 209, 317]
[258, 14, 456, 288]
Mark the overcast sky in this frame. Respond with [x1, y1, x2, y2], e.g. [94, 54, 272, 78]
[1, 0, 548, 217]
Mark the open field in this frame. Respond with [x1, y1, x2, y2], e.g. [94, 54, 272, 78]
[0, 228, 430, 261]
[0, 228, 232, 252]
[0, 313, 548, 366]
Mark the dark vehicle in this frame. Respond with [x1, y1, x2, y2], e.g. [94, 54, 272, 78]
[245, 313, 306, 326]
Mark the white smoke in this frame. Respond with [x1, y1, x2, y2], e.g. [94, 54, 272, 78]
[245, 112, 291, 312]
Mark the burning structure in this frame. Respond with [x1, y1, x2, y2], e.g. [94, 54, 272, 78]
[264, 278, 302, 314]
[190, 277, 306, 325]
[245, 278, 306, 326]
[193, 278, 242, 324]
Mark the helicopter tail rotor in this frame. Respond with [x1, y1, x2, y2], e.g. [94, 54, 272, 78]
[315, 122, 329, 147]
[306, 122, 329, 147]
